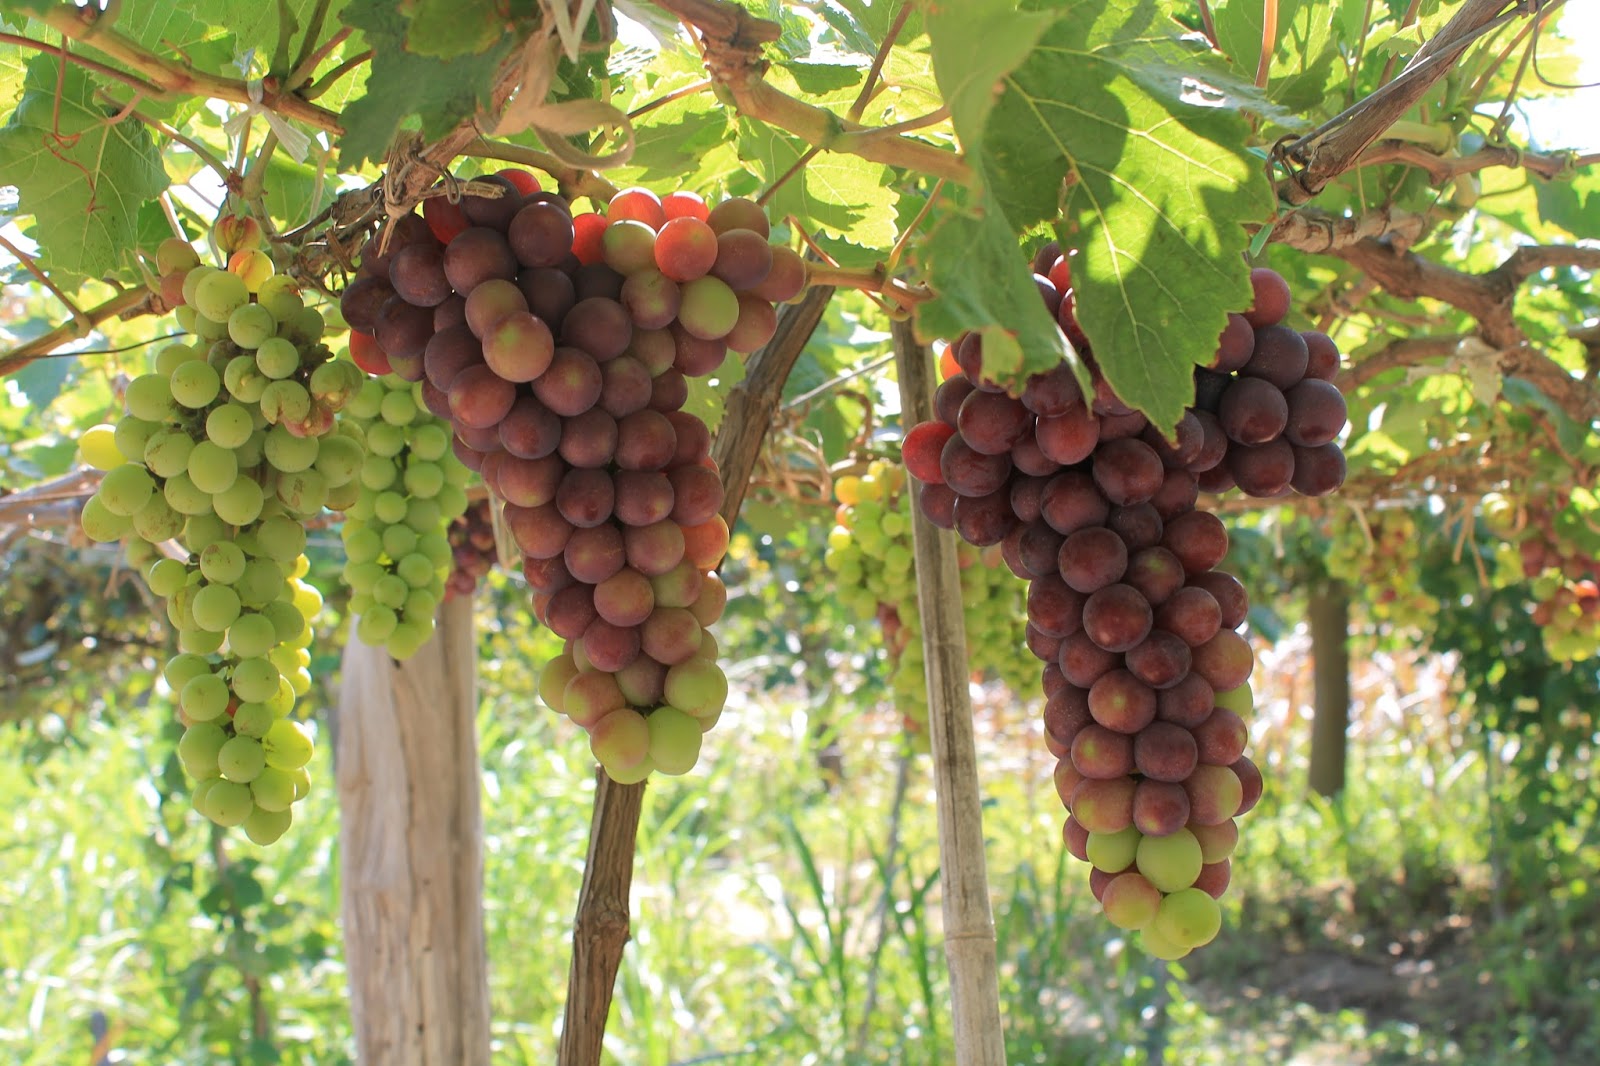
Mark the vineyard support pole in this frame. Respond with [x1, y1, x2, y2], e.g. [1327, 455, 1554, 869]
[336, 594, 491, 1066]
[891, 318, 1007, 1065]
[1308, 581, 1352, 798]
[557, 282, 835, 1065]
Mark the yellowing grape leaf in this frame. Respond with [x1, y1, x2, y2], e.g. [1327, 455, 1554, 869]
[0, 57, 167, 278]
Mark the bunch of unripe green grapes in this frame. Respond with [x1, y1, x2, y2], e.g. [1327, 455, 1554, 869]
[1324, 508, 1439, 632]
[337, 373, 472, 658]
[77, 238, 360, 844]
[823, 458, 1032, 740]
[338, 173, 804, 780]
[1481, 491, 1600, 661]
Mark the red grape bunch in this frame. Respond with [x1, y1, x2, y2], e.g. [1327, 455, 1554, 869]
[899, 254, 1348, 958]
[338, 175, 805, 780]
[445, 497, 500, 600]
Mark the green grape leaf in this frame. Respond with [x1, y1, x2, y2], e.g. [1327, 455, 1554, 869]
[1211, 0, 1346, 112]
[925, 0, 1058, 160]
[976, 0, 1273, 431]
[188, 0, 345, 60]
[261, 152, 336, 231]
[10, 353, 73, 412]
[683, 353, 748, 437]
[337, 0, 521, 166]
[614, 92, 731, 185]
[0, 57, 168, 278]
[739, 124, 897, 249]
[402, 0, 505, 58]
[913, 203, 1072, 385]
[1534, 169, 1600, 239]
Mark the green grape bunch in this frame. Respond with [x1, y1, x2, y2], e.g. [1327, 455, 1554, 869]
[77, 238, 362, 845]
[337, 373, 473, 658]
[823, 457, 1033, 742]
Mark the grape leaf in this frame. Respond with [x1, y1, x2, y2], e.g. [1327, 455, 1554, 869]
[1211, 0, 1345, 112]
[10, 353, 71, 411]
[913, 202, 1071, 386]
[976, 0, 1273, 432]
[925, 0, 1058, 161]
[403, 0, 505, 58]
[188, 0, 343, 61]
[0, 57, 168, 278]
[1534, 170, 1600, 239]
[683, 353, 747, 436]
[739, 124, 897, 249]
[337, 0, 521, 166]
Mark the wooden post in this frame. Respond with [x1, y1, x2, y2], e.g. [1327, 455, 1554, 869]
[1307, 581, 1351, 797]
[336, 593, 490, 1066]
[892, 319, 1007, 1065]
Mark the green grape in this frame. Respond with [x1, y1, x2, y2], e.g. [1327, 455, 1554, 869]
[344, 561, 386, 593]
[169, 359, 221, 409]
[254, 336, 300, 380]
[181, 672, 230, 722]
[356, 606, 398, 644]
[276, 468, 328, 515]
[198, 779, 255, 827]
[143, 428, 196, 479]
[286, 666, 311, 697]
[262, 718, 314, 770]
[218, 734, 267, 783]
[379, 388, 417, 426]
[313, 434, 364, 486]
[254, 515, 307, 563]
[1135, 829, 1204, 894]
[387, 619, 431, 660]
[403, 587, 438, 620]
[162, 473, 213, 517]
[349, 592, 376, 616]
[326, 479, 362, 512]
[263, 600, 307, 644]
[364, 422, 406, 459]
[291, 578, 323, 618]
[227, 302, 277, 349]
[288, 307, 325, 345]
[187, 441, 239, 495]
[178, 722, 230, 777]
[360, 454, 398, 490]
[174, 303, 201, 335]
[396, 553, 436, 589]
[263, 425, 320, 472]
[346, 379, 385, 420]
[231, 702, 276, 737]
[97, 464, 156, 517]
[265, 676, 295, 718]
[380, 525, 418, 559]
[244, 806, 292, 845]
[435, 482, 469, 519]
[256, 276, 302, 321]
[1152, 888, 1222, 949]
[405, 497, 442, 532]
[267, 643, 301, 675]
[231, 656, 282, 703]
[79, 424, 124, 470]
[227, 613, 277, 659]
[147, 557, 189, 597]
[235, 559, 284, 608]
[250, 766, 298, 811]
[181, 265, 216, 306]
[372, 574, 408, 609]
[646, 706, 702, 775]
[402, 461, 444, 499]
[193, 269, 249, 323]
[224, 355, 270, 403]
[205, 403, 255, 448]
[113, 416, 160, 463]
[192, 584, 242, 632]
[179, 625, 225, 655]
[212, 478, 266, 527]
[151, 342, 200, 376]
[198, 541, 246, 584]
[419, 531, 452, 569]
[80, 495, 132, 542]
[191, 312, 230, 343]
[125, 373, 179, 422]
[374, 491, 407, 524]
[163, 652, 212, 692]
[343, 526, 383, 564]
[409, 423, 449, 462]
[259, 379, 311, 425]
[345, 494, 376, 521]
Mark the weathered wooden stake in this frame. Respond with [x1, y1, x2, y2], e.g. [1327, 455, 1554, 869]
[337, 594, 490, 1066]
[892, 318, 1008, 1065]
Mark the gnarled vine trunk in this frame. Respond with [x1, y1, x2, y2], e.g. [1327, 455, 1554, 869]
[336, 594, 490, 1065]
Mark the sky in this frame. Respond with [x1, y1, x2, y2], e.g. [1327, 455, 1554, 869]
[1516, 2, 1600, 153]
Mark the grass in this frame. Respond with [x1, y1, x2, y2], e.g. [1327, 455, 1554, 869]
[3, 600, 1597, 1065]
